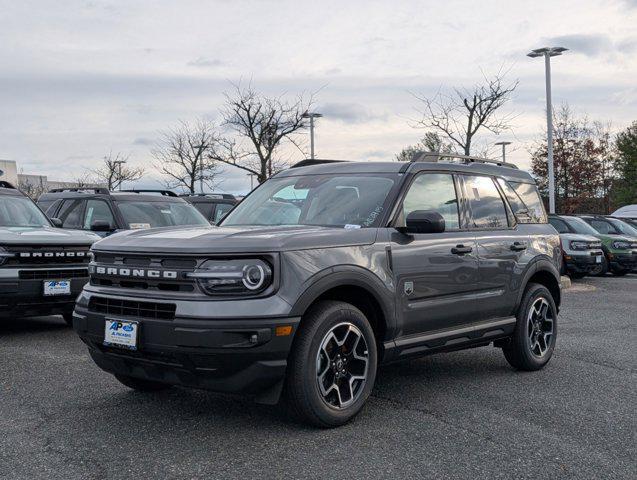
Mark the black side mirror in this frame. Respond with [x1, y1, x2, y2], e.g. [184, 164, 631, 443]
[403, 210, 445, 234]
[90, 220, 113, 232]
[50, 217, 63, 228]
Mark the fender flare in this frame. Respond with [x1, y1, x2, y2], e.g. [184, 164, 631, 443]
[515, 256, 562, 311]
[289, 265, 396, 339]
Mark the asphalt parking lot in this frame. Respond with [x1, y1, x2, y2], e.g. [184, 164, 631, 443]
[1, 275, 635, 480]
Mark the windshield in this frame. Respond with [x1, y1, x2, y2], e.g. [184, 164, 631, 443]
[606, 218, 637, 237]
[221, 174, 397, 228]
[116, 201, 210, 229]
[564, 217, 601, 236]
[0, 196, 51, 228]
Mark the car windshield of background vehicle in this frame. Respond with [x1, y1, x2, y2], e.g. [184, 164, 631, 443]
[0, 196, 51, 228]
[221, 174, 397, 228]
[116, 201, 210, 229]
[564, 217, 602, 236]
[607, 218, 637, 237]
[589, 218, 620, 235]
[497, 179, 547, 223]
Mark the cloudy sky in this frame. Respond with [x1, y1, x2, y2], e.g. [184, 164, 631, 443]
[1, 0, 636, 194]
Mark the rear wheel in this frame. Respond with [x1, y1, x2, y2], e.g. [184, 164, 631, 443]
[114, 374, 172, 392]
[502, 283, 557, 371]
[285, 300, 377, 428]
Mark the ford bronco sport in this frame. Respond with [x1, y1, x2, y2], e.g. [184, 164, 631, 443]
[73, 154, 562, 427]
[0, 181, 98, 324]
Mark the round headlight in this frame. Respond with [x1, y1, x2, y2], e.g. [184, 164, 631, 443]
[243, 264, 266, 290]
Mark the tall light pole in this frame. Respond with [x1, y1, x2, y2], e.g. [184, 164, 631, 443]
[302, 112, 323, 159]
[494, 141, 512, 164]
[112, 159, 126, 191]
[527, 46, 568, 214]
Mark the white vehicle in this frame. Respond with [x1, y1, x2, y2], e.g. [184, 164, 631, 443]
[612, 205, 637, 219]
[548, 215, 605, 278]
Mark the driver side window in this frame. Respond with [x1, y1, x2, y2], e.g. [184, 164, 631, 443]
[401, 173, 459, 229]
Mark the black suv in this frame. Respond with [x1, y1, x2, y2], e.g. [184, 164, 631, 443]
[179, 193, 238, 224]
[38, 188, 211, 236]
[72, 156, 561, 427]
[0, 181, 97, 324]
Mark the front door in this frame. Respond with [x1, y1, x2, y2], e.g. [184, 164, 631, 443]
[391, 173, 479, 338]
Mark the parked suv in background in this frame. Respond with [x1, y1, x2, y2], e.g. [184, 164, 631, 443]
[548, 214, 604, 277]
[73, 154, 561, 427]
[179, 193, 238, 224]
[38, 188, 211, 236]
[0, 181, 98, 324]
[578, 215, 637, 276]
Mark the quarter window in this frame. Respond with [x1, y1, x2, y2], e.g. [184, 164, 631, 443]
[462, 175, 509, 229]
[401, 173, 459, 229]
[498, 179, 547, 224]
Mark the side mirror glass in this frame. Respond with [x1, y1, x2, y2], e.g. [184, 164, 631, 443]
[90, 220, 113, 232]
[403, 210, 445, 234]
[50, 217, 63, 228]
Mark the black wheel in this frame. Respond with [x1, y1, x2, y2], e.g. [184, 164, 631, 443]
[502, 283, 557, 371]
[591, 256, 608, 276]
[611, 268, 628, 276]
[62, 312, 74, 326]
[114, 374, 172, 392]
[285, 300, 377, 428]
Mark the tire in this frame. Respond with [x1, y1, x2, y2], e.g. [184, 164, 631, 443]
[502, 283, 557, 371]
[285, 300, 378, 428]
[62, 312, 74, 326]
[611, 268, 628, 276]
[592, 256, 609, 277]
[114, 374, 172, 392]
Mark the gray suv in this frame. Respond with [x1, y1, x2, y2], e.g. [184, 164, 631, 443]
[72, 156, 562, 427]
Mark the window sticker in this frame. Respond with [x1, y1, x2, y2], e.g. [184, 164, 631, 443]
[129, 223, 151, 229]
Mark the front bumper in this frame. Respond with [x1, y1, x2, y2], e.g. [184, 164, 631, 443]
[608, 251, 637, 271]
[0, 273, 87, 318]
[73, 294, 300, 398]
[564, 251, 604, 273]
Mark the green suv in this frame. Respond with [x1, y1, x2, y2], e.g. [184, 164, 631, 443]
[578, 215, 637, 275]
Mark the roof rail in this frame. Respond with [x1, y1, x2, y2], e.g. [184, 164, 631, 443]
[178, 193, 236, 200]
[290, 159, 347, 169]
[0, 180, 17, 189]
[412, 151, 518, 169]
[119, 189, 178, 197]
[48, 187, 111, 194]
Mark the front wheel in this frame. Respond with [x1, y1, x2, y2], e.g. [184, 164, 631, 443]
[285, 300, 377, 428]
[502, 283, 557, 371]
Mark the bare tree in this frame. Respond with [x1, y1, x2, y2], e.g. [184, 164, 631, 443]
[395, 132, 454, 161]
[211, 83, 312, 184]
[18, 176, 47, 200]
[414, 70, 518, 156]
[152, 120, 221, 194]
[92, 152, 144, 190]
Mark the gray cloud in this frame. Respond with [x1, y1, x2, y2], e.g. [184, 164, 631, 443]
[187, 57, 225, 68]
[319, 102, 386, 124]
[542, 33, 637, 57]
[132, 137, 154, 146]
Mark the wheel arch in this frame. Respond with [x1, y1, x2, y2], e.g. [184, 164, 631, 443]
[517, 258, 562, 313]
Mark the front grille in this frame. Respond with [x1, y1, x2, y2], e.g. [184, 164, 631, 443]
[88, 296, 176, 320]
[19, 268, 89, 280]
[3, 245, 91, 267]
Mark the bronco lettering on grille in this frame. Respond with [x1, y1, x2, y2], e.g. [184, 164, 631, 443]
[20, 252, 86, 258]
[93, 265, 178, 279]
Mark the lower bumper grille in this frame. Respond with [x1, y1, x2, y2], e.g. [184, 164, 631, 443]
[19, 269, 89, 280]
[88, 296, 176, 320]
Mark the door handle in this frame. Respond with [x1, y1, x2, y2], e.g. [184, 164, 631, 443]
[510, 241, 528, 251]
[451, 244, 473, 255]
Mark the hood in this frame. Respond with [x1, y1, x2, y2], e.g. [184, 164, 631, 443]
[0, 226, 100, 246]
[559, 233, 600, 243]
[92, 224, 378, 254]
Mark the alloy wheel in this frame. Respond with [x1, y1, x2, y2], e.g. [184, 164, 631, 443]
[527, 297, 554, 358]
[315, 322, 369, 409]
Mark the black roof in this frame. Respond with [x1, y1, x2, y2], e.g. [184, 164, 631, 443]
[0, 181, 24, 196]
[278, 159, 536, 184]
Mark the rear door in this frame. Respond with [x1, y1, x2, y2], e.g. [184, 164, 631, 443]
[459, 174, 526, 320]
[390, 172, 479, 338]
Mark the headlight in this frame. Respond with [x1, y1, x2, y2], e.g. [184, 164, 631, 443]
[0, 246, 14, 266]
[187, 258, 273, 296]
[611, 241, 631, 250]
[569, 240, 590, 250]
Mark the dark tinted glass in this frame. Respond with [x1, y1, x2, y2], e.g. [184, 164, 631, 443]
[463, 175, 508, 229]
[548, 217, 570, 234]
[402, 173, 459, 229]
[193, 202, 215, 220]
[497, 179, 547, 223]
[83, 199, 115, 229]
[214, 203, 234, 223]
[58, 199, 84, 229]
[589, 219, 619, 234]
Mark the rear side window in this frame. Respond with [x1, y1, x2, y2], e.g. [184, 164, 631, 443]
[498, 179, 547, 224]
[462, 175, 509, 229]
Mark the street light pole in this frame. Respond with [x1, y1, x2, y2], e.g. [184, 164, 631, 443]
[494, 141, 512, 164]
[112, 159, 127, 191]
[302, 112, 323, 159]
[527, 46, 568, 214]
